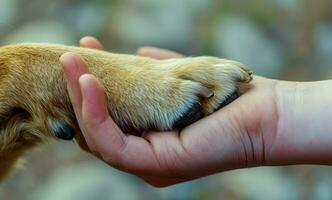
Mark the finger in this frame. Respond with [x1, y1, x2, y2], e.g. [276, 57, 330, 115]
[60, 53, 90, 113]
[60, 53, 93, 147]
[79, 74, 128, 157]
[79, 76, 163, 172]
[137, 47, 184, 59]
[80, 36, 104, 50]
[79, 74, 109, 127]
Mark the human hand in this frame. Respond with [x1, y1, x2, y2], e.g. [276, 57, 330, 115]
[60, 37, 332, 187]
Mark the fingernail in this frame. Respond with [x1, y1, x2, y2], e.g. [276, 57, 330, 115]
[79, 74, 93, 87]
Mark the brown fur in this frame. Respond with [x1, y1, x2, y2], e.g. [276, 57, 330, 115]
[0, 43, 252, 181]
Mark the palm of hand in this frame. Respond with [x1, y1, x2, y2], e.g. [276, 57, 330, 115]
[97, 77, 279, 187]
[62, 38, 280, 187]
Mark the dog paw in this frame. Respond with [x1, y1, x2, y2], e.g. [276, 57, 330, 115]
[116, 56, 253, 132]
[165, 57, 252, 129]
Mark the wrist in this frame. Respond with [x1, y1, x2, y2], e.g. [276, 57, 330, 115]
[269, 80, 332, 165]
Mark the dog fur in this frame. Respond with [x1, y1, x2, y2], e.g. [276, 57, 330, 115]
[0, 43, 252, 181]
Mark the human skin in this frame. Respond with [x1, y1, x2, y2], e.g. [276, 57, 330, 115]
[60, 36, 332, 187]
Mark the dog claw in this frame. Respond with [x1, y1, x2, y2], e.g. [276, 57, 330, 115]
[198, 86, 214, 99]
[215, 91, 238, 111]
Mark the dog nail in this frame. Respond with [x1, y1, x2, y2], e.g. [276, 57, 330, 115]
[198, 86, 214, 99]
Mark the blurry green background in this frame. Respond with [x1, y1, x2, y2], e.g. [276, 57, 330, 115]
[1, 0, 332, 199]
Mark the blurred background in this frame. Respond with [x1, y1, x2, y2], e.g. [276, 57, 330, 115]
[1, 0, 332, 199]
